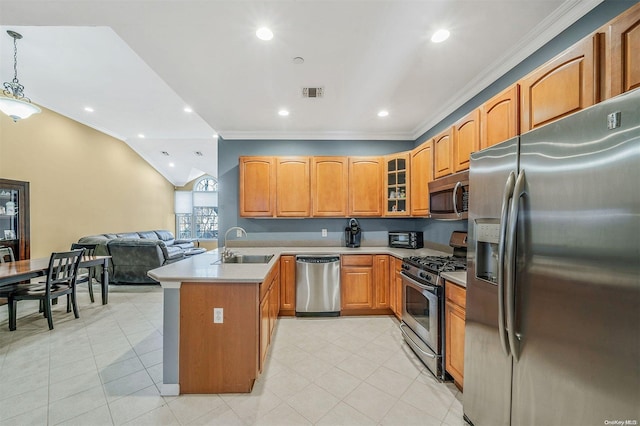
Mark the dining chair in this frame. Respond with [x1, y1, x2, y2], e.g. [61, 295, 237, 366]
[71, 243, 98, 303]
[0, 246, 15, 263]
[0, 249, 84, 331]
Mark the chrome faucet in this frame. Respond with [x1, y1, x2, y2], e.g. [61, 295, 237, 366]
[223, 226, 247, 259]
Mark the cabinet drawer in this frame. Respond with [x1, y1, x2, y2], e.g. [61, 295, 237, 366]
[341, 255, 373, 267]
[446, 281, 466, 309]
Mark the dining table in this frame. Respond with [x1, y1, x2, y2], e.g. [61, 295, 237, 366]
[0, 255, 111, 304]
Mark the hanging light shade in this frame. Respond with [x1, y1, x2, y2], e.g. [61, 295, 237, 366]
[0, 30, 41, 122]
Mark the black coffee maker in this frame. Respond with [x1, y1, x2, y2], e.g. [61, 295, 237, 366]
[345, 218, 361, 248]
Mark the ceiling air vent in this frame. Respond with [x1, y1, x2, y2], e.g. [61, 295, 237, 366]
[302, 87, 323, 98]
[194, 151, 203, 157]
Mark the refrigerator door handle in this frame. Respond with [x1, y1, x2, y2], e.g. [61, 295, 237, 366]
[498, 171, 516, 357]
[452, 181, 462, 217]
[506, 169, 526, 361]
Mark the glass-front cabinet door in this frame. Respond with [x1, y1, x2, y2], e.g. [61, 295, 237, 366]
[384, 152, 410, 216]
[0, 179, 30, 260]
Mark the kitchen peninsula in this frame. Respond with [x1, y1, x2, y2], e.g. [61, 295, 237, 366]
[148, 245, 453, 396]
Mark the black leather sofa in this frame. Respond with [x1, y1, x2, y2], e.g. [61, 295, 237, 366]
[78, 230, 196, 284]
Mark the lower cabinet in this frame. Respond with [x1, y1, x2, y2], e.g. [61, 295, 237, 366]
[445, 280, 466, 390]
[259, 263, 280, 372]
[279, 255, 296, 316]
[389, 256, 403, 319]
[341, 254, 390, 314]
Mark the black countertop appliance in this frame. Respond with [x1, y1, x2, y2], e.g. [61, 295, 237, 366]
[345, 218, 361, 248]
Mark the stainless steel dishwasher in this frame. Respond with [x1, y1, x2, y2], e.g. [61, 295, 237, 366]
[295, 255, 341, 316]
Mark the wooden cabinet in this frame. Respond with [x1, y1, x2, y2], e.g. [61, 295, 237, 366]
[389, 256, 403, 319]
[259, 262, 280, 372]
[348, 157, 383, 216]
[311, 157, 349, 217]
[0, 178, 30, 260]
[239, 156, 275, 217]
[481, 85, 520, 150]
[259, 291, 270, 371]
[445, 280, 466, 390]
[384, 153, 410, 216]
[373, 255, 390, 309]
[433, 128, 454, 179]
[604, 2, 640, 99]
[341, 254, 391, 313]
[453, 110, 480, 173]
[520, 35, 598, 132]
[341, 255, 374, 310]
[410, 140, 433, 216]
[279, 255, 296, 316]
[276, 157, 310, 217]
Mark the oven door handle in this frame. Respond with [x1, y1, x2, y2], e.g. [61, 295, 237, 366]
[399, 323, 436, 358]
[401, 271, 438, 293]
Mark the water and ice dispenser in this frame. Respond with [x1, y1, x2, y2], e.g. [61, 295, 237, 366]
[475, 219, 501, 284]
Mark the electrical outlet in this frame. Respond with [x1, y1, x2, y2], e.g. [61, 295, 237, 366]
[321, 229, 328, 237]
[236, 229, 243, 237]
[213, 308, 223, 323]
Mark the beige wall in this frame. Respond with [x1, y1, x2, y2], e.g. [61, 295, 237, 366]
[0, 107, 175, 258]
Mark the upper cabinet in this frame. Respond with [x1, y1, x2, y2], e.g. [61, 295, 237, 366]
[520, 35, 597, 132]
[453, 109, 480, 173]
[410, 140, 433, 216]
[434, 128, 454, 179]
[481, 85, 520, 150]
[384, 152, 410, 217]
[311, 157, 349, 217]
[276, 157, 310, 217]
[239, 156, 275, 217]
[348, 157, 383, 217]
[603, 2, 640, 99]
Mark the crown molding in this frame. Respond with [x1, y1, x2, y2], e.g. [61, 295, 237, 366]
[411, 0, 604, 140]
[219, 129, 414, 141]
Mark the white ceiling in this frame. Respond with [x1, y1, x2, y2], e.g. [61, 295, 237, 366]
[0, 0, 603, 186]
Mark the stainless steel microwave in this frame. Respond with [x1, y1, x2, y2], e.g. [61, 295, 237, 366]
[388, 231, 424, 249]
[428, 170, 469, 220]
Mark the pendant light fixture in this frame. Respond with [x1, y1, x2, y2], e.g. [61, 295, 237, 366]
[0, 30, 41, 122]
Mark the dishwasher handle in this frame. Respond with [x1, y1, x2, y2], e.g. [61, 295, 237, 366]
[296, 255, 340, 264]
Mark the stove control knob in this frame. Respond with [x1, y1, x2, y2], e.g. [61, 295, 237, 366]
[402, 264, 409, 270]
[419, 272, 431, 282]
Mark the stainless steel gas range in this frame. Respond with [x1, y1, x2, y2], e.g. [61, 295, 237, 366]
[400, 231, 467, 380]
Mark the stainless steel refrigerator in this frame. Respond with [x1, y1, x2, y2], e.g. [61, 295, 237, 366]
[464, 88, 640, 426]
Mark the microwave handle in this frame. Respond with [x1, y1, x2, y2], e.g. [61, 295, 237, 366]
[452, 181, 462, 217]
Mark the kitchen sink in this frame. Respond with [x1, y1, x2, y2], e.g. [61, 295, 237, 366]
[216, 254, 274, 264]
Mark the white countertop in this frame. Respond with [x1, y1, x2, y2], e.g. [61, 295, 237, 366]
[441, 271, 467, 288]
[148, 245, 451, 284]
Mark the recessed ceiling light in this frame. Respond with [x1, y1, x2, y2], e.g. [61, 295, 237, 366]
[169, 162, 175, 168]
[138, 133, 145, 138]
[184, 106, 193, 113]
[212, 133, 218, 139]
[431, 29, 450, 43]
[84, 106, 94, 112]
[292, 57, 304, 65]
[378, 110, 389, 117]
[278, 109, 290, 116]
[256, 27, 273, 41]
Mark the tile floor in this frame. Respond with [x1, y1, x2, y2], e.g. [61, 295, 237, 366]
[0, 285, 465, 425]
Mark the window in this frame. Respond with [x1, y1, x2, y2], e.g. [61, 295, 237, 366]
[175, 176, 219, 240]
